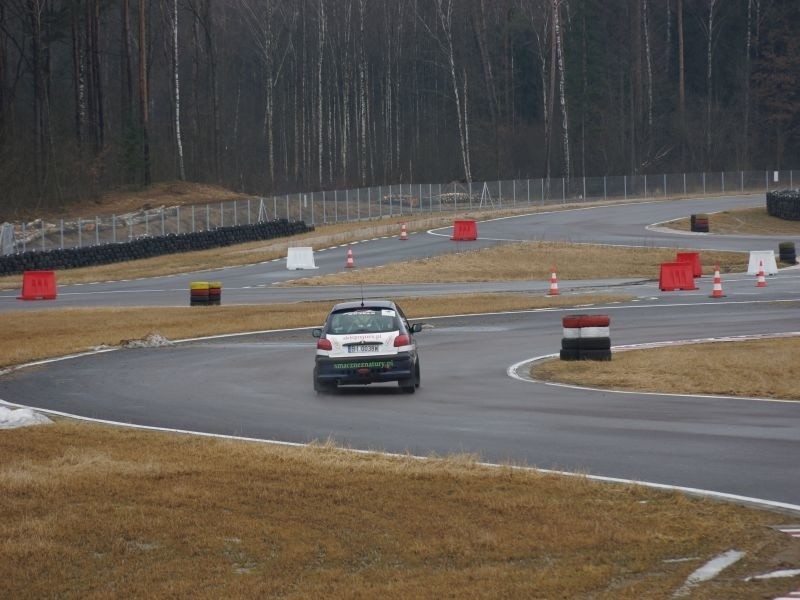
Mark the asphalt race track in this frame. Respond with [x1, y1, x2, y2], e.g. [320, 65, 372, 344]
[2, 194, 799, 510]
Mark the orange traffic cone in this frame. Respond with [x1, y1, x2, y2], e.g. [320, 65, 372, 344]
[709, 265, 726, 298]
[345, 247, 355, 268]
[400, 223, 408, 241]
[756, 260, 767, 287]
[548, 267, 560, 296]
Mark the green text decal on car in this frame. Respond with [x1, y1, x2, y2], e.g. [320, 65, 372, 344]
[334, 361, 394, 369]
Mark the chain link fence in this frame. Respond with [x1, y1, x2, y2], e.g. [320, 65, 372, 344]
[2, 169, 795, 255]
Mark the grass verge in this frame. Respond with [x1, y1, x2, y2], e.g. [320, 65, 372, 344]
[282, 242, 748, 285]
[663, 206, 800, 236]
[532, 336, 800, 401]
[0, 421, 797, 599]
[0, 293, 630, 369]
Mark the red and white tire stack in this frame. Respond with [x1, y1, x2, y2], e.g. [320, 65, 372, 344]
[560, 314, 612, 361]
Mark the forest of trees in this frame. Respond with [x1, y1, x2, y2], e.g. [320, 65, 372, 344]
[1, 0, 798, 215]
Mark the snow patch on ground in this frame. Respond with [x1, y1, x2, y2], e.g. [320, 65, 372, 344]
[119, 333, 174, 349]
[0, 406, 53, 429]
[672, 550, 746, 597]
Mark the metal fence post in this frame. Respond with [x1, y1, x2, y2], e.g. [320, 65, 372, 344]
[604, 176, 607, 201]
[247, 198, 251, 225]
[683, 173, 687, 196]
[41, 220, 46, 251]
[96, 217, 100, 245]
[624, 176, 627, 200]
[60, 220, 64, 249]
[206, 203, 210, 230]
[22, 222, 26, 252]
[220, 202, 224, 228]
[663, 174, 667, 197]
[161, 209, 165, 236]
[644, 174, 647, 198]
[335, 190, 339, 222]
[703, 172, 706, 195]
[562, 177, 565, 203]
[741, 171, 744, 192]
[176, 206, 180, 235]
[112, 215, 117, 243]
[722, 172, 725, 193]
[191, 205, 195, 233]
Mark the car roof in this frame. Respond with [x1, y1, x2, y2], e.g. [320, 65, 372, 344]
[330, 300, 398, 312]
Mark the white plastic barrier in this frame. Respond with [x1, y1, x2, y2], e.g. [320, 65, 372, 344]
[747, 250, 779, 275]
[286, 246, 318, 270]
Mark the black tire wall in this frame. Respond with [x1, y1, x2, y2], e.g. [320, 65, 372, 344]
[766, 190, 800, 220]
[0, 219, 313, 276]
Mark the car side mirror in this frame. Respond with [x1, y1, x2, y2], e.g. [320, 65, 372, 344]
[410, 323, 423, 334]
[311, 328, 322, 338]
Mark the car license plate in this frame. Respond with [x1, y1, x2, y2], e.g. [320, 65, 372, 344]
[349, 345, 379, 353]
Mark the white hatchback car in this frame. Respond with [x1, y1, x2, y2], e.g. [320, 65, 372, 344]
[312, 300, 422, 393]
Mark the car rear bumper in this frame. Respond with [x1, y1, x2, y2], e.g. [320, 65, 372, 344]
[315, 352, 414, 384]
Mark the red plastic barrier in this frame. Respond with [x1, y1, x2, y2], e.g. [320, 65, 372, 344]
[675, 251, 702, 277]
[451, 219, 478, 241]
[17, 270, 57, 300]
[659, 262, 698, 291]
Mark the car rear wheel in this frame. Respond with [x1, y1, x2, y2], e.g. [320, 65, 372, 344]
[313, 368, 337, 394]
[399, 362, 420, 393]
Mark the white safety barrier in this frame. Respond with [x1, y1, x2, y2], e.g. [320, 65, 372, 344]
[286, 246, 318, 270]
[747, 250, 779, 275]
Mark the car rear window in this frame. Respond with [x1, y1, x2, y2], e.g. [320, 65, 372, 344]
[328, 308, 399, 334]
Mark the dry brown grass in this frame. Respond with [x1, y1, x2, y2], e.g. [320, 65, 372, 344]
[664, 206, 800, 235]
[532, 337, 800, 401]
[284, 242, 749, 285]
[0, 420, 795, 599]
[0, 293, 630, 369]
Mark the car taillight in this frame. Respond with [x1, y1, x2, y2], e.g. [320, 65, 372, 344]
[317, 338, 332, 350]
[393, 334, 410, 347]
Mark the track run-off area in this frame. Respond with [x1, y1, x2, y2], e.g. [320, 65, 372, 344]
[1, 193, 799, 513]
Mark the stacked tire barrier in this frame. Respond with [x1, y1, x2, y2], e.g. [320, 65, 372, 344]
[779, 241, 797, 264]
[560, 314, 612, 361]
[209, 282, 222, 305]
[0, 219, 313, 276]
[690, 213, 709, 232]
[766, 190, 800, 220]
[190, 281, 210, 306]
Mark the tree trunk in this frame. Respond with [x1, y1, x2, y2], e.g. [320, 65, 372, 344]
[743, 0, 752, 165]
[677, 0, 686, 167]
[71, 4, 85, 148]
[358, 0, 368, 185]
[28, 0, 44, 200]
[705, 0, 716, 167]
[432, 0, 471, 183]
[317, 0, 325, 187]
[643, 0, 653, 129]
[172, 0, 185, 181]
[139, 0, 151, 185]
[554, 0, 569, 182]
[0, 5, 7, 148]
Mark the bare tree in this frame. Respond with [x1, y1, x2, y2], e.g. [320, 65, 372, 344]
[139, 0, 151, 185]
[172, 0, 185, 180]
[553, 0, 569, 183]
[424, 0, 472, 182]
